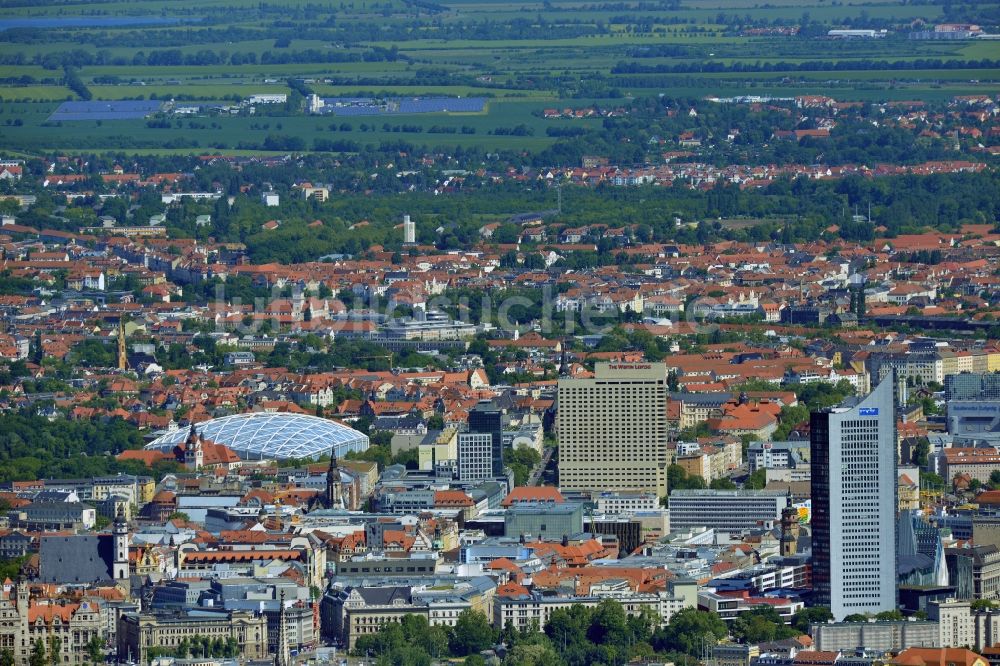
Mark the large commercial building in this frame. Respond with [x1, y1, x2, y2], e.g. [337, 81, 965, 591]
[811, 375, 897, 621]
[945, 373, 1000, 401]
[945, 544, 1000, 600]
[812, 600, 1000, 652]
[117, 609, 268, 664]
[557, 362, 670, 494]
[504, 501, 584, 540]
[457, 432, 497, 481]
[321, 577, 496, 649]
[944, 373, 1000, 441]
[668, 489, 789, 534]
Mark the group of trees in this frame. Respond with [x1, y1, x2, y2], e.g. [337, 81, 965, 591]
[0, 410, 174, 483]
[146, 636, 240, 659]
[506, 446, 542, 487]
[355, 602, 662, 666]
[353, 610, 495, 664]
[62, 66, 91, 101]
[353, 601, 841, 666]
[15, 634, 103, 666]
[613, 56, 1000, 76]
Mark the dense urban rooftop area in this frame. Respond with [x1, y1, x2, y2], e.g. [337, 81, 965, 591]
[4, 0, 1000, 665]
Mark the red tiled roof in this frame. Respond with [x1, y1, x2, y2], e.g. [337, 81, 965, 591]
[501, 486, 564, 507]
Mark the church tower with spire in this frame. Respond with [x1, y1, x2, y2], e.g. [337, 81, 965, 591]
[113, 504, 130, 582]
[117, 318, 128, 371]
[325, 453, 344, 510]
[558, 339, 569, 377]
[779, 505, 799, 558]
[184, 423, 204, 471]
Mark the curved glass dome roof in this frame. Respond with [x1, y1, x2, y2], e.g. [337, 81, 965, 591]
[145, 413, 369, 461]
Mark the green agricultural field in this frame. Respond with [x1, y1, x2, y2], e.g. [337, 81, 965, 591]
[0, 86, 74, 102]
[86, 84, 291, 101]
[0, 98, 592, 154]
[2, 0, 999, 155]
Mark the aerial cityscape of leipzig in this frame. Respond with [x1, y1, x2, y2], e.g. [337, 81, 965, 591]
[4, 1, 1000, 666]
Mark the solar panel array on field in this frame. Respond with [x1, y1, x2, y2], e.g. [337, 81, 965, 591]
[49, 100, 165, 121]
[398, 98, 485, 113]
[321, 97, 486, 116]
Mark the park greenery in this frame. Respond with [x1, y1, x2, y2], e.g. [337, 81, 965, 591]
[0, 411, 174, 482]
[10, 161, 1000, 279]
[146, 636, 242, 660]
[352, 603, 835, 666]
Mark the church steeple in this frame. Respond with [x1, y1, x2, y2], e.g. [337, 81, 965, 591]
[325, 452, 344, 510]
[184, 423, 203, 471]
[113, 504, 130, 583]
[117, 318, 128, 371]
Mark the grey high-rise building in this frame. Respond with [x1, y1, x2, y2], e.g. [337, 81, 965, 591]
[811, 374, 897, 621]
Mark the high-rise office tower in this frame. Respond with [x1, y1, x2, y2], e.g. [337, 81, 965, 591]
[556, 362, 670, 494]
[811, 374, 897, 621]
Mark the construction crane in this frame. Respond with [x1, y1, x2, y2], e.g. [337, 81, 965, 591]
[361, 352, 394, 371]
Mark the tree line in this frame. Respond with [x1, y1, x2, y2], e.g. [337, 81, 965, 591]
[351, 602, 837, 666]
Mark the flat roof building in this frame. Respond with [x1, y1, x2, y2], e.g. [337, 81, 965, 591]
[504, 501, 584, 541]
[667, 489, 789, 534]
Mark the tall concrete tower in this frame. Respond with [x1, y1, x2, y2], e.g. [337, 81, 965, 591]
[402, 214, 415, 244]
